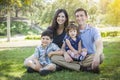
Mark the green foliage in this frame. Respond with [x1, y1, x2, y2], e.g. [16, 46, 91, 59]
[27, 0, 45, 24]
[0, 37, 120, 80]
[104, 0, 120, 26]
[11, 21, 30, 35]
[101, 31, 120, 37]
[25, 35, 41, 40]
[0, 0, 32, 8]
[35, 0, 99, 24]
[0, 21, 40, 36]
[0, 22, 7, 35]
[1, 0, 120, 27]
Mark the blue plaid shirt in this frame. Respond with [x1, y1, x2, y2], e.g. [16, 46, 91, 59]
[34, 43, 60, 66]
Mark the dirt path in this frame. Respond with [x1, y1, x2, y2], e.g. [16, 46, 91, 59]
[0, 36, 41, 50]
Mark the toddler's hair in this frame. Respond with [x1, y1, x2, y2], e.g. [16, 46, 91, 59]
[65, 21, 79, 36]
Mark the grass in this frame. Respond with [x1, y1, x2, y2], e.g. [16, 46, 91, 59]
[0, 37, 120, 80]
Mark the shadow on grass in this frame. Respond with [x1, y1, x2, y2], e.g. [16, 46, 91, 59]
[20, 70, 101, 80]
[0, 72, 21, 80]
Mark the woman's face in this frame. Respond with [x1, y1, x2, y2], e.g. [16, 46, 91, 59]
[57, 12, 66, 25]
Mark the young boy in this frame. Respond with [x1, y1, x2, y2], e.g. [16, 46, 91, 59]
[63, 22, 87, 61]
[24, 30, 62, 75]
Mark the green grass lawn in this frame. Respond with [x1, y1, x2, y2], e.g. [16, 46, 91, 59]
[0, 37, 120, 80]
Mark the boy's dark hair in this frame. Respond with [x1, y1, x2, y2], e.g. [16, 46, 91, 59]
[41, 30, 53, 39]
[66, 21, 79, 36]
[74, 8, 87, 16]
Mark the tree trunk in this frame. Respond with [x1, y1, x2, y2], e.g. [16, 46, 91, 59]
[7, 10, 11, 42]
[15, 8, 19, 17]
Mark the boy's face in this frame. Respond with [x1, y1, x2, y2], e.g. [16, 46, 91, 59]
[41, 36, 52, 47]
[68, 29, 77, 38]
[75, 11, 87, 26]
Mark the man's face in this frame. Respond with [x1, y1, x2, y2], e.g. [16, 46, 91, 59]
[75, 11, 87, 26]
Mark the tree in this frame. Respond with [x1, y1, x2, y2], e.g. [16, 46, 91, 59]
[99, 0, 111, 14]
[106, 0, 120, 26]
[0, 0, 32, 41]
[40, 0, 87, 24]
[27, 0, 44, 25]
[39, 0, 100, 25]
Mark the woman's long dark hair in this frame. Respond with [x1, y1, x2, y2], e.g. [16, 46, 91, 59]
[51, 9, 69, 35]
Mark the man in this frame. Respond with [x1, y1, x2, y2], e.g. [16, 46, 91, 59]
[51, 8, 104, 73]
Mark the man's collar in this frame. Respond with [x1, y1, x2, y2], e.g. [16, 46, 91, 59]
[85, 24, 91, 30]
[79, 24, 90, 33]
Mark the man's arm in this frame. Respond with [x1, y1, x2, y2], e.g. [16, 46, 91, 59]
[92, 38, 103, 69]
[78, 41, 82, 54]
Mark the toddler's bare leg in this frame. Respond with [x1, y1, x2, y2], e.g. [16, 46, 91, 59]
[67, 50, 75, 58]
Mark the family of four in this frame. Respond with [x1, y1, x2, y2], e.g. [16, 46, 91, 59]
[24, 8, 104, 76]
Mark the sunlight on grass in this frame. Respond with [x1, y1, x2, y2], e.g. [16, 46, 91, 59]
[0, 77, 7, 80]
[103, 36, 120, 42]
[8, 72, 23, 77]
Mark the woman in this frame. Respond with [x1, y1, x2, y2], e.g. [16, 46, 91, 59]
[48, 9, 69, 48]
[47, 9, 73, 71]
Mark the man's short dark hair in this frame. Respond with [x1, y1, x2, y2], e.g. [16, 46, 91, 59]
[41, 30, 53, 39]
[74, 8, 87, 16]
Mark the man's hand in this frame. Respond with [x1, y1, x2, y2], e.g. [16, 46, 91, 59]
[92, 38, 103, 69]
[64, 52, 73, 62]
[91, 55, 100, 69]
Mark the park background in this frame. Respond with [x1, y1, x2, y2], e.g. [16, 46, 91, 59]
[0, 0, 120, 80]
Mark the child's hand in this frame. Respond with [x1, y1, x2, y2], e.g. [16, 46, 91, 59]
[57, 50, 64, 55]
[73, 50, 78, 55]
[67, 50, 78, 55]
[48, 52, 53, 58]
[82, 48, 87, 52]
